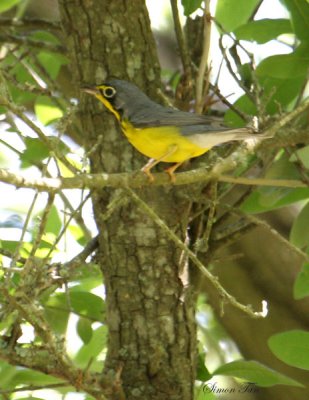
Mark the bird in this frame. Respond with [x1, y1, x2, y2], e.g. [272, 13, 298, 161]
[83, 79, 263, 182]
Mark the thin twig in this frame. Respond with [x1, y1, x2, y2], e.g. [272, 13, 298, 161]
[219, 175, 308, 188]
[44, 193, 91, 261]
[0, 98, 78, 174]
[0, 383, 68, 394]
[208, 82, 248, 121]
[209, 203, 309, 264]
[197, 181, 218, 253]
[9, 191, 39, 269]
[231, 209, 309, 263]
[0, 248, 27, 264]
[170, 0, 192, 78]
[218, 36, 255, 102]
[0, 33, 66, 53]
[21, 192, 55, 274]
[0, 18, 61, 31]
[1, 69, 54, 96]
[195, 0, 211, 114]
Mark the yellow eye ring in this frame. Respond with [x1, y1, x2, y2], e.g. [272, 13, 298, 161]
[103, 86, 116, 98]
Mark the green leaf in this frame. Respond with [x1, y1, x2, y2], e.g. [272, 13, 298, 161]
[44, 291, 105, 322]
[20, 138, 50, 167]
[226, 78, 304, 126]
[11, 369, 61, 387]
[69, 224, 88, 246]
[256, 44, 309, 79]
[238, 63, 253, 89]
[253, 43, 309, 113]
[0, 240, 20, 253]
[0, 0, 21, 13]
[290, 145, 309, 169]
[234, 19, 293, 44]
[30, 32, 68, 79]
[69, 267, 103, 291]
[261, 76, 306, 114]
[195, 384, 218, 400]
[43, 291, 103, 335]
[181, 0, 203, 16]
[241, 153, 309, 213]
[44, 205, 62, 236]
[34, 96, 64, 126]
[13, 398, 44, 400]
[251, 153, 299, 207]
[268, 330, 309, 370]
[294, 262, 309, 299]
[37, 51, 68, 80]
[44, 303, 69, 334]
[74, 325, 108, 369]
[241, 187, 309, 213]
[196, 353, 212, 381]
[280, 0, 309, 40]
[213, 360, 303, 387]
[77, 317, 93, 344]
[224, 94, 257, 127]
[0, 362, 18, 388]
[290, 202, 309, 248]
[215, 0, 260, 31]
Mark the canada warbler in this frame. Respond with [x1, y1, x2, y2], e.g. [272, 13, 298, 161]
[83, 79, 262, 182]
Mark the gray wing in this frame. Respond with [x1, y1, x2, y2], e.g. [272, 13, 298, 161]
[129, 104, 261, 148]
[128, 101, 225, 128]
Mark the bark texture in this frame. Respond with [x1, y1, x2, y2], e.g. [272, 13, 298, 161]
[58, 1, 197, 399]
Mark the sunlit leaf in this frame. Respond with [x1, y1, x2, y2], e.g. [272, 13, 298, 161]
[234, 19, 293, 43]
[215, 0, 260, 31]
[290, 145, 309, 169]
[268, 330, 309, 370]
[196, 353, 212, 381]
[241, 153, 309, 213]
[44, 291, 105, 322]
[294, 262, 309, 299]
[213, 360, 303, 387]
[0, 0, 21, 13]
[20, 138, 50, 167]
[181, 0, 203, 16]
[77, 317, 93, 344]
[34, 96, 64, 126]
[74, 325, 108, 369]
[44, 205, 62, 237]
[37, 51, 68, 80]
[290, 202, 309, 248]
[224, 94, 257, 127]
[256, 43, 309, 79]
[280, 0, 309, 40]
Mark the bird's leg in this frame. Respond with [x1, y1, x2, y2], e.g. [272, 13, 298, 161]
[141, 158, 157, 182]
[165, 162, 183, 183]
[141, 144, 178, 182]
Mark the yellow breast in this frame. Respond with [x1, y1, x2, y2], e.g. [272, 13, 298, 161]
[121, 120, 208, 163]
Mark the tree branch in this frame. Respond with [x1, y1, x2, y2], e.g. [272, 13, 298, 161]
[170, 0, 192, 79]
[0, 165, 306, 191]
[0, 99, 307, 191]
[0, 18, 60, 30]
[195, 0, 211, 114]
[0, 33, 66, 53]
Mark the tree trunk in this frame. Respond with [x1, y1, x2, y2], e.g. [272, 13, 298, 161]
[58, 1, 197, 399]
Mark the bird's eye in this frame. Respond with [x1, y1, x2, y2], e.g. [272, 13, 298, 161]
[103, 86, 116, 98]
